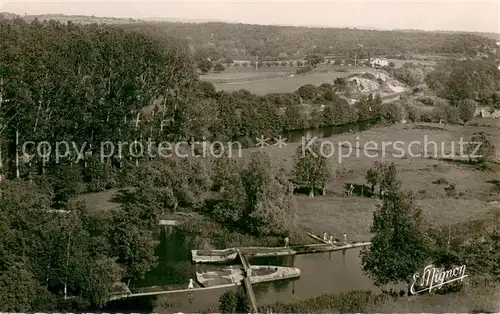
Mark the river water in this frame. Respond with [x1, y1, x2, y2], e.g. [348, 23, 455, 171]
[104, 228, 379, 312]
[283, 119, 378, 143]
[103, 120, 381, 312]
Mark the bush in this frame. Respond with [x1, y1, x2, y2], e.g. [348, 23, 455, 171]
[296, 65, 313, 75]
[219, 291, 237, 313]
[457, 99, 477, 123]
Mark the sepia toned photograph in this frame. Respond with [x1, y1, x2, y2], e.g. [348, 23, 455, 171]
[0, 0, 499, 312]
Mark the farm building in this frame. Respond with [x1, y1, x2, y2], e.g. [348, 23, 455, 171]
[476, 106, 500, 118]
[369, 57, 389, 68]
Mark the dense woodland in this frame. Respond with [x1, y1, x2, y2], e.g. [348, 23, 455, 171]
[117, 22, 498, 60]
[0, 17, 499, 311]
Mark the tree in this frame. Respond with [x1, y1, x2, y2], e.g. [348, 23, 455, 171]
[197, 58, 213, 73]
[305, 54, 324, 68]
[107, 207, 159, 280]
[214, 62, 226, 73]
[0, 264, 48, 312]
[293, 141, 331, 197]
[365, 167, 380, 194]
[334, 77, 348, 92]
[242, 152, 294, 236]
[360, 164, 430, 289]
[211, 156, 246, 226]
[466, 132, 495, 164]
[296, 84, 317, 100]
[235, 290, 250, 313]
[457, 98, 477, 123]
[219, 290, 237, 313]
[365, 161, 397, 196]
[378, 102, 403, 124]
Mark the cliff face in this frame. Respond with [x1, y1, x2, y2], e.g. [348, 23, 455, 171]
[343, 71, 407, 99]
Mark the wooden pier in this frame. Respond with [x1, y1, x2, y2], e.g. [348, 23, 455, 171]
[237, 248, 259, 313]
[108, 283, 238, 301]
[192, 239, 371, 263]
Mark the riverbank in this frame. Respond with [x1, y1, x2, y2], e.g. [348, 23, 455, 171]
[194, 279, 498, 313]
[258, 279, 499, 313]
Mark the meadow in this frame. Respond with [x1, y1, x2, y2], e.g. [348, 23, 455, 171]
[77, 119, 500, 245]
[386, 58, 437, 68]
[248, 120, 500, 241]
[203, 65, 377, 95]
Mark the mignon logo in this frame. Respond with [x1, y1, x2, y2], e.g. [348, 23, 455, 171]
[410, 264, 468, 294]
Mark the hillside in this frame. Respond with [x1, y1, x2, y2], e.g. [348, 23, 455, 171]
[0, 12, 496, 60]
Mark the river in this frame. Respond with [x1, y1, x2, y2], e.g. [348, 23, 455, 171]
[103, 120, 381, 312]
[283, 119, 378, 143]
[104, 227, 379, 312]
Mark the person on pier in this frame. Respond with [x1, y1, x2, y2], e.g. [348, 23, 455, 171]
[343, 232, 347, 243]
[284, 236, 289, 247]
[188, 278, 194, 290]
[329, 235, 334, 244]
[323, 231, 328, 242]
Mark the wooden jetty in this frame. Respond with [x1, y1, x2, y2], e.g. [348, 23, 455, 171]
[243, 277, 258, 313]
[108, 283, 237, 301]
[191, 237, 371, 263]
[109, 265, 300, 302]
[237, 248, 258, 312]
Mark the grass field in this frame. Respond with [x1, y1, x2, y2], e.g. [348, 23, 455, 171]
[210, 67, 376, 95]
[201, 66, 295, 83]
[202, 64, 382, 95]
[243, 121, 500, 241]
[76, 120, 500, 246]
[386, 59, 437, 68]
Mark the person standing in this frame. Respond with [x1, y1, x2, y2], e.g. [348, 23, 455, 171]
[323, 231, 328, 242]
[284, 236, 289, 247]
[343, 232, 347, 243]
[188, 278, 194, 290]
[329, 235, 334, 244]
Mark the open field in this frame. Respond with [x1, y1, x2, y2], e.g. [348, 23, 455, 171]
[386, 58, 437, 68]
[77, 121, 500, 246]
[201, 67, 295, 84]
[245, 121, 500, 240]
[210, 67, 377, 94]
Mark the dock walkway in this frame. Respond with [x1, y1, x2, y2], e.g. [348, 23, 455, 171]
[237, 249, 258, 313]
[192, 240, 371, 263]
[243, 277, 258, 313]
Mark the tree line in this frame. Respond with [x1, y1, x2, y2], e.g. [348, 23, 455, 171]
[118, 22, 497, 61]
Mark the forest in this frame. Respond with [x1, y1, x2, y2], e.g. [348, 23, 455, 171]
[117, 22, 497, 60]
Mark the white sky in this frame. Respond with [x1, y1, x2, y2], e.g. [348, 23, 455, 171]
[0, 0, 499, 33]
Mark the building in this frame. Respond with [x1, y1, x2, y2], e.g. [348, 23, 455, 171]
[369, 57, 389, 68]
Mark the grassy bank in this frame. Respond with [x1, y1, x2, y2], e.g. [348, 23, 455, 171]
[258, 279, 498, 313]
[76, 121, 500, 247]
[180, 215, 314, 250]
[210, 66, 375, 94]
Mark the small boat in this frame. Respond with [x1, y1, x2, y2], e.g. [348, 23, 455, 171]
[191, 248, 239, 263]
[196, 265, 300, 287]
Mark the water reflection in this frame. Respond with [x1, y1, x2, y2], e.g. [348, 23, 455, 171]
[283, 119, 378, 143]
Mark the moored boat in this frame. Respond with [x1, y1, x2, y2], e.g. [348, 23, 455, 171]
[196, 265, 300, 287]
[191, 248, 239, 263]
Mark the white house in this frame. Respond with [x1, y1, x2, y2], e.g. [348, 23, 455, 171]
[369, 57, 389, 68]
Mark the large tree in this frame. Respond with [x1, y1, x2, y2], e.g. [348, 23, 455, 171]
[457, 99, 477, 123]
[293, 141, 331, 197]
[360, 163, 430, 289]
[242, 151, 295, 236]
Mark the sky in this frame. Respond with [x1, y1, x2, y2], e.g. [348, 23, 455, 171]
[0, 0, 499, 33]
